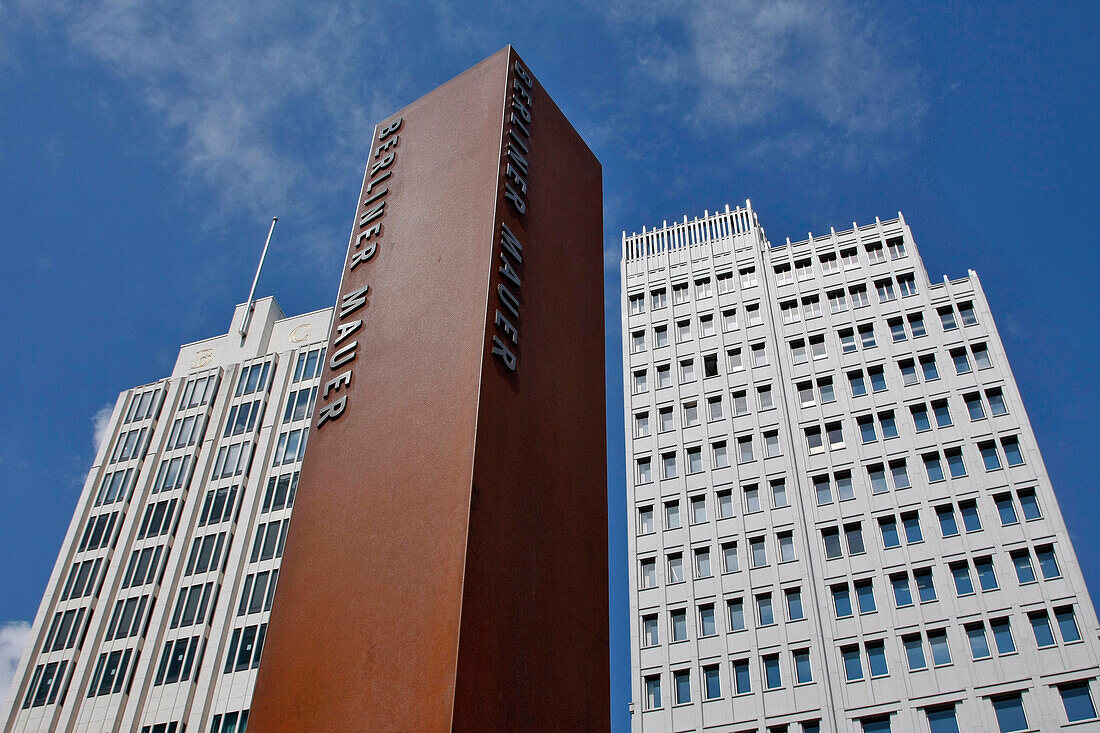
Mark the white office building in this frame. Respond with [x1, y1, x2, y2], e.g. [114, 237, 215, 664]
[2, 297, 331, 733]
[621, 202, 1100, 732]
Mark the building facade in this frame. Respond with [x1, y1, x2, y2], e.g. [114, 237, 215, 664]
[2, 297, 331, 733]
[621, 202, 1100, 732]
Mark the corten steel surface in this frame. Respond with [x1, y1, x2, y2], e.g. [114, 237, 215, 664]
[248, 46, 608, 731]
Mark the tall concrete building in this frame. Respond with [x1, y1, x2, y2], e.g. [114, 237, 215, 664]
[2, 297, 332, 733]
[621, 202, 1100, 732]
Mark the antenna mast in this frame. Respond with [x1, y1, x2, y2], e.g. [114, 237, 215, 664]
[239, 216, 278, 339]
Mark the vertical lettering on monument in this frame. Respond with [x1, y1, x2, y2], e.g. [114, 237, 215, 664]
[317, 117, 403, 428]
[489, 58, 535, 372]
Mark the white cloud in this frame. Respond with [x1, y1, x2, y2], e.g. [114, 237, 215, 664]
[92, 403, 114, 455]
[593, 0, 926, 167]
[10, 0, 411, 257]
[0, 621, 31, 708]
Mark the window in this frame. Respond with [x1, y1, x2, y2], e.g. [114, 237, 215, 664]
[743, 484, 762, 514]
[795, 259, 813, 280]
[827, 422, 844, 449]
[820, 377, 836, 402]
[683, 401, 699, 427]
[88, 648, 133, 697]
[819, 251, 840, 273]
[651, 288, 667, 309]
[887, 237, 907, 259]
[1059, 681, 1097, 722]
[658, 407, 673, 433]
[713, 441, 729, 468]
[775, 263, 794, 285]
[805, 296, 823, 320]
[778, 586, 803, 621]
[828, 289, 848, 313]
[888, 317, 907, 342]
[751, 342, 767, 366]
[1036, 544, 1061, 579]
[926, 707, 959, 733]
[900, 359, 919, 386]
[980, 442, 1001, 471]
[794, 649, 812, 683]
[740, 267, 758, 288]
[661, 453, 677, 479]
[904, 635, 926, 670]
[737, 436, 754, 464]
[758, 593, 775, 626]
[840, 329, 857, 354]
[734, 659, 751, 693]
[959, 500, 981, 531]
[939, 306, 958, 331]
[937, 506, 959, 537]
[880, 517, 900, 549]
[925, 453, 946, 483]
[638, 506, 654, 535]
[988, 387, 1008, 416]
[908, 311, 927, 336]
[717, 490, 734, 519]
[966, 623, 991, 659]
[843, 646, 863, 681]
[155, 636, 202, 685]
[699, 604, 716, 636]
[866, 641, 888, 677]
[915, 568, 936, 602]
[919, 354, 939, 380]
[911, 404, 931, 432]
[891, 461, 912, 490]
[699, 314, 714, 338]
[866, 242, 886, 264]
[717, 271, 734, 293]
[824, 529, 843, 561]
[631, 330, 645, 353]
[641, 614, 659, 647]
[634, 412, 650, 438]
[858, 324, 876, 348]
[668, 554, 684, 583]
[841, 247, 859, 269]
[965, 392, 986, 420]
[891, 574, 912, 607]
[855, 580, 876, 614]
[633, 370, 647, 394]
[1003, 436, 1024, 466]
[673, 669, 691, 705]
[850, 284, 870, 308]
[758, 384, 774, 410]
[991, 617, 1016, 654]
[653, 325, 668, 348]
[746, 303, 763, 327]
[951, 562, 975, 596]
[695, 548, 712, 578]
[778, 532, 796, 562]
[672, 282, 688, 304]
[670, 609, 688, 642]
[640, 559, 656, 588]
[636, 457, 652, 484]
[645, 675, 662, 710]
[832, 584, 853, 618]
[1019, 488, 1041, 520]
[975, 556, 998, 590]
[721, 542, 739, 574]
[929, 629, 952, 665]
[722, 308, 738, 331]
[991, 693, 1028, 732]
[764, 431, 781, 458]
[728, 597, 745, 630]
[1012, 550, 1036, 584]
[676, 320, 691, 343]
[781, 300, 800, 324]
[763, 654, 782, 689]
[973, 343, 992, 369]
[702, 664, 722, 700]
[876, 278, 896, 302]
[1056, 606, 1082, 643]
[898, 273, 917, 296]
[791, 339, 808, 364]
[806, 427, 824, 455]
[750, 537, 767, 567]
[858, 416, 877, 444]
[664, 500, 681, 529]
[902, 512, 922, 543]
[695, 277, 712, 299]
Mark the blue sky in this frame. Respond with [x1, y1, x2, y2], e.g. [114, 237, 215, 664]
[1, 0, 1097, 724]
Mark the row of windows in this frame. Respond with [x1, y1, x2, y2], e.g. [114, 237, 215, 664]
[272, 429, 308, 467]
[224, 623, 266, 674]
[168, 413, 205, 449]
[209, 710, 250, 733]
[153, 456, 192, 494]
[643, 649, 817, 709]
[213, 441, 253, 480]
[87, 648, 134, 697]
[42, 607, 86, 652]
[224, 399, 264, 438]
[283, 387, 316, 424]
[110, 427, 147, 463]
[77, 511, 118, 553]
[122, 545, 164, 588]
[642, 587, 806, 647]
[181, 373, 218, 410]
[639, 531, 795, 588]
[21, 660, 68, 709]
[124, 389, 161, 424]
[262, 472, 298, 513]
[61, 557, 103, 601]
[154, 635, 202, 686]
[137, 498, 178, 540]
[636, 479, 790, 533]
[235, 361, 272, 398]
[198, 485, 239, 527]
[170, 582, 216, 629]
[292, 346, 325, 383]
[250, 520, 289, 563]
[238, 570, 278, 616]
[94, 467, 135, 507]
[106, 595, 150, 640]
[185, 532, 228, 576]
